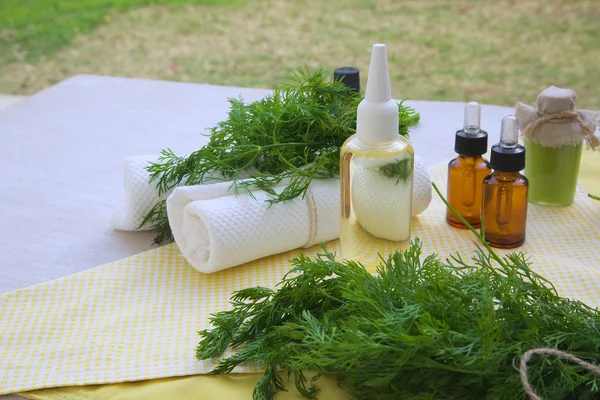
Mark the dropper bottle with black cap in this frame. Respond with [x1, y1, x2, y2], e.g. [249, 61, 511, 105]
[446, 102, 491, 228]
[482, 115, 529, 248]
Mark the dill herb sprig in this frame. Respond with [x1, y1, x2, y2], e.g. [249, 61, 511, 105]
[140, 66, 419, 243]
[195, 183, 600, 400]
[379, 157, 413, 184]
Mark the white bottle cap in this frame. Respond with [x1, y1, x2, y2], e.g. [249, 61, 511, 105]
[356, 43, 399, 144]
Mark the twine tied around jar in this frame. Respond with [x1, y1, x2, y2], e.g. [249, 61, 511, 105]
[522, 110, 600, 150]
[515, 86, 599, 150]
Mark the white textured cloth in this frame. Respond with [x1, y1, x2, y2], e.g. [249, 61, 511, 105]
[110, 154, 432, 273]
[166, 178, 340, 273]
[110, 155, 251, 231]
[111, 155, 166, 231]
[413, 155, 433, 216]
[165, 156, 432, 273]
[112, 154, 433, 233]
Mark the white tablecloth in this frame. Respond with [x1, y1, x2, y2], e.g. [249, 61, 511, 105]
[0, 74, 514, 399]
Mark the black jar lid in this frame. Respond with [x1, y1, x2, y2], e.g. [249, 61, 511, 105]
[333, 67, 360, 92]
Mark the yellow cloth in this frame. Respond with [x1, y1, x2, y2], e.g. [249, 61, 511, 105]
[20, 374, 348, 400]
[9, 153, 600, 400]
[580, 146, 600, 196]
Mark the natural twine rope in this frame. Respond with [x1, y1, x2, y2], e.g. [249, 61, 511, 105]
[520, 348, 600, 400]
[304, 184, 318, 248]
[521, 110, 600, 150]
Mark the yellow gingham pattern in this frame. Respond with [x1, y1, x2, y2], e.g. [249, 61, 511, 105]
[1, 161, 599, 395]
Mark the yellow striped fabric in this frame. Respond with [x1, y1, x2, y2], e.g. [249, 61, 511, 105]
[1, 161, 599, 396]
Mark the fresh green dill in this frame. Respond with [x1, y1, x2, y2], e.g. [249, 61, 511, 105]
[379, 158, 413, 184]
[139, 199, 173, 245]
[140, 66, 419, 243]
[195, 183, 600, 400]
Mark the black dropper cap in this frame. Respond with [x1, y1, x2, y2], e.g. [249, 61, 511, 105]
[455, 102, 488, 156]
[333, 67, 360, 92]
[490, 115, 525, 172]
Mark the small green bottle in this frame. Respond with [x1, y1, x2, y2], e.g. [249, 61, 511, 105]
[523, 140, 582, 206]
[516, 86, 595, 206]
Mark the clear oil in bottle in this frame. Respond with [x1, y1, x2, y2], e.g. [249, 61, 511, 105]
[340, 139, 414, 268]
[339, 43, 414, 269]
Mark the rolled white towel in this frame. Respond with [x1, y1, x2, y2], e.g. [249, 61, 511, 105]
[166, 156, 432, 274]
[111, 154, 432, 234]
[166, 179, 340, 273]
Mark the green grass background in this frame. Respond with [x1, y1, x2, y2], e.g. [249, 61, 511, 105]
[1, 0, 599, 109]
[0, 0, 233, 64]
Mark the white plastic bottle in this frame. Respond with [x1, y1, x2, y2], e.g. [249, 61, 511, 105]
[339, 43, 414, 268]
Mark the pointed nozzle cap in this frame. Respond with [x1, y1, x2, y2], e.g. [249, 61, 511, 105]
[365, 44, 392, 103]
[355, 44, 398, 143]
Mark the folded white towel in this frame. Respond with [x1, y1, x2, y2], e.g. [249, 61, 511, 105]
[111, 156, 250, 231]
[112, 154, 432, 273]
[111, 155, 166, 231]
[165, 156, 432, 273]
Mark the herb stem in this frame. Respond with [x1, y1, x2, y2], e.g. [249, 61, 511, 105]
[431, 182, 506, 268]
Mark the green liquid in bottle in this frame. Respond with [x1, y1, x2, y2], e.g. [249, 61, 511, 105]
[524, 139, 582, 206]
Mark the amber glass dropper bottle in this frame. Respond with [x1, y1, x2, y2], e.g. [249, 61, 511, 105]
[482, 115, 529, 248]
[446, 102, 491, 228]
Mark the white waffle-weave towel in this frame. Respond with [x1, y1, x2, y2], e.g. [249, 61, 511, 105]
[112, 155, 432, 235]
[110, 155, 243, 231]
[111, 155, 165, 231]
[166, 178, 340, 273]
[166, 156, 432, 273]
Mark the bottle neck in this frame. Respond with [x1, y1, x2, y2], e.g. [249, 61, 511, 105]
[492, 171, 521, 181]
[457, 155, 485, 165]
[356, 134, 406, 147]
